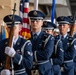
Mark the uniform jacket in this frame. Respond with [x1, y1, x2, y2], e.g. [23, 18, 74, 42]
[0, 36, 33, 75]
[52, 35, 64, 65]
[61, 33, 76, 75]
[30, 31, 54, 75]
[51, 35, 64, 75]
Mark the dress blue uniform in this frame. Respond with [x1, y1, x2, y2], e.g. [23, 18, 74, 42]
[42, 21, 57, 30]
[52, 35, 64, 75]
[28, 10, 54, 75]
[42, 21, 64, 75]
[57, 16, 76, 75]
[68, 16, 76, 75]
[31, 31, 54, 75]
[0, 15, 33, 75]
[73, 33, 76, 75]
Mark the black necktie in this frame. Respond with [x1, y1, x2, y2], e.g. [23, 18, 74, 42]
[61, 36, 64, 41]
[33, 34, 37, 40]
[33, 34, 37, 50]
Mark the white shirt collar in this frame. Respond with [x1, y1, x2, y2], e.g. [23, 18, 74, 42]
[32, 30, 41, 36]
[13, 36, 19, 45]
[62, 33, 67, 38]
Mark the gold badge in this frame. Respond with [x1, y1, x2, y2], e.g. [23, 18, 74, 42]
[44, 21, 47, 26]
[8, 15, 13, 20]
[70, 16, 72, 19]
[33, 11, 37, 16]
[61, 16, 64, 20]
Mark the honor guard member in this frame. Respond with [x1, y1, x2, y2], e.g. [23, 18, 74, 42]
[68, 16, 76, 75]
[42, 21, 64, 75]
[42, 21, 56, 35]
[28, 10, 54, 75]
[0, 15, 33, 75]
[68, 16, 76, 35]
[57, 16, 76, 75]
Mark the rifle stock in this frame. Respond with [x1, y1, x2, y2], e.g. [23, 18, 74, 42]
[69, 24, 74, 37]
[5, 3, 16, 69]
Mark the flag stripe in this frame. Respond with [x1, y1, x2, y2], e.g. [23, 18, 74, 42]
[23, 18, 29, 24]
[22, 23, 30, 29]
[24, 2, 29, 8]
[19, 0, 31, 39]
[19, 11, 23, 18]
[24, 8, 29, 13]
[23, 13, 28, 18]
[21, 28, 30, 33]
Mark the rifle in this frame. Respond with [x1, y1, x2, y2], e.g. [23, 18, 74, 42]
[69, 14, 75, 37]
[68, 14, 75, 45]
[4, 3, 16, 70]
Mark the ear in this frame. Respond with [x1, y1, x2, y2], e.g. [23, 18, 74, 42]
[19, 24, 22, 31]
[29, 18, 31, 26]
[68, 25, 70, 28]
[41, 20, 43, 26]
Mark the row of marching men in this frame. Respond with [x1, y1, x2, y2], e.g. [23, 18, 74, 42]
[42, 16, 76, 75]
[0, 9, 76, 75]
[27, 10, 76, 75]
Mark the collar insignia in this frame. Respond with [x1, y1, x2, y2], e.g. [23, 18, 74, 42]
[61, 16, 64, 20]
[44, 21, 47, 26]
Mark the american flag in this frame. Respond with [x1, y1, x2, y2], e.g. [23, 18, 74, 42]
[19, 0, 31, 39]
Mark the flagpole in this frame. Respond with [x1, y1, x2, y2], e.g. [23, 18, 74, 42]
[51, 0, 56, 23]
[34, 0, 38, 10]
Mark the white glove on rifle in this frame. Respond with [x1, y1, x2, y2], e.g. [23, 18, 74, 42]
[5, 47, 16, 57]
[1, 69, 11, 75]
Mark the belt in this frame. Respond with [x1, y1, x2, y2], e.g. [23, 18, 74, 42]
[33, 60, 49, 65]
[15, 68, 26, 75]
[64, 59, 73, 63]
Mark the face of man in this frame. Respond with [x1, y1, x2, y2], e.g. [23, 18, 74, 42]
[58, 24, 70, 35]
[6, 24, 22, 38]
[44, 29, 54, 35]
[30, 19, 43, 32]
[72, 24, 76, 33]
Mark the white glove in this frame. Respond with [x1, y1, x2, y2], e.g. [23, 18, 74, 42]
[5, 47, 16, 57]
[1, 69, 11, 75]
